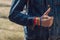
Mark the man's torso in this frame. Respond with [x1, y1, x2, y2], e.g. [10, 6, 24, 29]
[27, 0, 60, 37]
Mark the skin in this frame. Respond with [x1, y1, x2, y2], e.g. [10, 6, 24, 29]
[35, 8, 54, 27]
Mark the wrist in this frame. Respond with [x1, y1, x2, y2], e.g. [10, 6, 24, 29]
[33, 17, 40, 26]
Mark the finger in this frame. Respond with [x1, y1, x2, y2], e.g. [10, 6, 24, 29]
[43, 8, 51, 15]
[48, 5, 50, 8]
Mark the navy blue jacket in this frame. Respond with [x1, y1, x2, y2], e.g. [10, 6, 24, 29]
[9, 0, 60, 38]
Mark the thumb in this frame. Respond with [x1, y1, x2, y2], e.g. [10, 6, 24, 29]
[43, 8, 51, 16]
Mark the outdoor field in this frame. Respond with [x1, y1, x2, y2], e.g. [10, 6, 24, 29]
[0, 0, 24, 40]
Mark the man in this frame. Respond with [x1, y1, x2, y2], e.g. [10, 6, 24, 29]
[9, 0, 60, 40]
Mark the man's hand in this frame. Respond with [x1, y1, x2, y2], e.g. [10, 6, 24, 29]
[27, 8, 54, 30]
[41, 8, 54, 27]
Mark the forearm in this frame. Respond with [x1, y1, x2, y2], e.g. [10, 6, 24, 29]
[9, 0, 29, 26]
[9, 11, 30, 26]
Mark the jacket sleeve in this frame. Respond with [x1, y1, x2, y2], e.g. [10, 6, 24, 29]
[9, 0, 30, 26]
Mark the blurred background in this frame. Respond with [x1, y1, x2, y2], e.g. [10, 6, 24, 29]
[0, 0, 24, 40]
